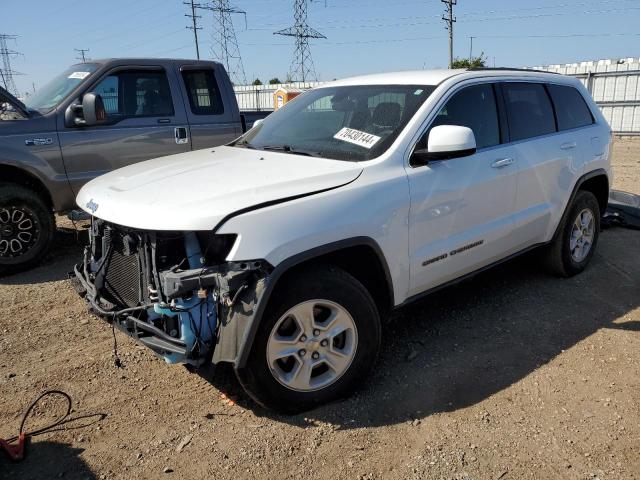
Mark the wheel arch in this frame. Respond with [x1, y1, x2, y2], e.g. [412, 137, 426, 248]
[234, 237, 394, 368]
[553, 168, 609, 240]
[0, 164, 54, 210]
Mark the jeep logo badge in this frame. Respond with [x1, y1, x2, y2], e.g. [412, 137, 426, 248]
[86, 199, 99, 214]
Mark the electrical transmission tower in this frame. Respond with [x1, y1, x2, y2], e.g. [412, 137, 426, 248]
[0, 34, 22, 96]
[75, 48, 90, 62]
[274, 0, 326, 83]
[200, 1, 247, 85]
[441, 0, 456, 68]
[184, 0, 203, 60]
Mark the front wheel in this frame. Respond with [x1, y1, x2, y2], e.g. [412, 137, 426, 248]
[544, 190, 600, 277]
[235, 265, 381, 413]
[0, 183, 55, 276]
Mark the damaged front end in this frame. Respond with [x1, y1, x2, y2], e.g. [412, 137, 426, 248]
[72, 218, 270, 367]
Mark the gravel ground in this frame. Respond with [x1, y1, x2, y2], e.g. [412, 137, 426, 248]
[1, 139, 639, 480]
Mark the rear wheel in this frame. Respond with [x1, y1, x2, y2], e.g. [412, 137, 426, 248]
[544, 190, 600, 277]
[235, 265, 381, 413]
[0, 183, 55, 276]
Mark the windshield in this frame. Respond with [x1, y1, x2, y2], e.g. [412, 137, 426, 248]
[235, 84, 436, 161]
[24, 63, 99, 113]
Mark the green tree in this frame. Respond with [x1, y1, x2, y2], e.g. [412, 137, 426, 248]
[268, 78, 281, 85]
[252, 78, 263, 86]
[451, 53, 487, 69]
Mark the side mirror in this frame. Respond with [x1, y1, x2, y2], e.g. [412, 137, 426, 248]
[251, 118, 264, 129]
[411, 125, 477, 165]
[81, 92, 108, 126]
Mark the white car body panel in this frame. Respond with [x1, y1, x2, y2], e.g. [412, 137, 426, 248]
[77, 69, 612, 307]
[76, 146, 362, 231]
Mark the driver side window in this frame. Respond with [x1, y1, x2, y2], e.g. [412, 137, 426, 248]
[91, 69, 174, 119]
[419, 83, 500, 150]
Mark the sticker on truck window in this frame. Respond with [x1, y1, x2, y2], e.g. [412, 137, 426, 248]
[68, 71, 91, 79]
[333, 127, 381, 149]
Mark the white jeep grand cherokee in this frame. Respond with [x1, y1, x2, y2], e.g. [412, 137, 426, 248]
[73, 68, 612, 412]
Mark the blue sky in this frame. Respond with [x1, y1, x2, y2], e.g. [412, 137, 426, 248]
[3, 0, 640, 94]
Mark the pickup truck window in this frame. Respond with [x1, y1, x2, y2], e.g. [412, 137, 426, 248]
[92, 69, 174, 118]
[181, 69, 224, 115]
[235, 84, 436, 161]
[24, 63, 99, 113]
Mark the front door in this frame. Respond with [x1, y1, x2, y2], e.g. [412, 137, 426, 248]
[406, 82, 519, 297]
[58, 66, 191, 196]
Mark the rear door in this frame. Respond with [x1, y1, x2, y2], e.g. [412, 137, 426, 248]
[58, 65, 191, 196]
[406, 82, 519, 296]
[504, 81, 591, 247]
[178, 64, 241, 150]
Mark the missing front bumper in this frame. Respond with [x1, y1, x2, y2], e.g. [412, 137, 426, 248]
[71, 222, 271, 367]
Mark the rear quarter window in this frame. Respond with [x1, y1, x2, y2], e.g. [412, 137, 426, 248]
[181, 69, 224, 116]
[547, 84, 594, 131]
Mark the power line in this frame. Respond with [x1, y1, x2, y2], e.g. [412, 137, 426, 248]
[200, 1, 247, 84]
[74, 48, 90, 62]
[0, 34, 22, 96]
[441, 0, 456, 68]
[274, 0, 326, 82]
[184, 0, 203, 59]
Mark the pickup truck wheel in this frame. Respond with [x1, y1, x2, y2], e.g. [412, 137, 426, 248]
[544, 190, 600, 277]
[0, 183, 55, 276]
[236, 265, 381, 413]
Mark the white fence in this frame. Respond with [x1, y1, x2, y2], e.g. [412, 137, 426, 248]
[233, 82, 324, 111]
[531, 58, 640, 134]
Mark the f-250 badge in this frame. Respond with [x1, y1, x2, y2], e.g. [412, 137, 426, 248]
[24, 138, 53, 146]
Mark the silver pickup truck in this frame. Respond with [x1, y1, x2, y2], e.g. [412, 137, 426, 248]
[0, 58, 268, 275]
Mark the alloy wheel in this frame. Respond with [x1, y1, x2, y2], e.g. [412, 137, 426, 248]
[0, 206, 40, 259]
[266, 299, 358, 392]
[569, 208, 595, 262]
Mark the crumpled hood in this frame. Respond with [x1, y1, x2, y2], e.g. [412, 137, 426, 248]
[76, 146, 362, 230]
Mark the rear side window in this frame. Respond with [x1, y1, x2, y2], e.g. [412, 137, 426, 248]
[547, 84, 593, 131]
[425, 83, 500, 149]
[503, 83, 556, 141]
[181, 69, 224, 115]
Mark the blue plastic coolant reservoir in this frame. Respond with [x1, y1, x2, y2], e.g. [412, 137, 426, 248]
[150, 232, 217, 365]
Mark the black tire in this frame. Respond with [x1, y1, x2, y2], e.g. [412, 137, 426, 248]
[0, 182, 55, 276]
[544, 190, 600, 277]
[235, 265, 381, 413]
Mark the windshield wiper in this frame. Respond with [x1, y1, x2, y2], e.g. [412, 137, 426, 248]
[260, 145, 319, 157]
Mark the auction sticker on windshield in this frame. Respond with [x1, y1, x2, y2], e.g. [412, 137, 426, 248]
[333, 127, 381, 149]
[68, 72, 91, 79]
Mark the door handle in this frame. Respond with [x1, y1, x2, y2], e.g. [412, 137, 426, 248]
[491, 157, 515, 168]
[560, 141, 577, 150]
[174, 127, 188, 145]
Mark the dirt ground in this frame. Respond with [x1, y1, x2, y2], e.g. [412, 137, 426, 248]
[1, 138, 639, 480]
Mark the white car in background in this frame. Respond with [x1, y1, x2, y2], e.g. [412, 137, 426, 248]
[73, 68, 612, 412]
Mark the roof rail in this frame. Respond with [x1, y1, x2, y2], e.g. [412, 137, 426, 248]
[467, 67, 560, 75]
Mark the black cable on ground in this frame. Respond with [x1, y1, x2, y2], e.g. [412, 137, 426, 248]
[6, 390, 72, 443]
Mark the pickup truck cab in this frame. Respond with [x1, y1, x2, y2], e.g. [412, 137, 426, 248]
[0, 58, 266, 275]
[72, 68, 612, 413]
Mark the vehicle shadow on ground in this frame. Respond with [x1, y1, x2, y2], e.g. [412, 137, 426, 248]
[200, 229, 640, 429]
[0, 226, 87, 286]
[0, 441, 95, 480]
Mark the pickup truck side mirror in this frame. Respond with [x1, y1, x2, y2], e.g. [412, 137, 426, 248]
[81, 93, 108, 126]
[411, 125, 477, 166]
[66, 92, 108, 127]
